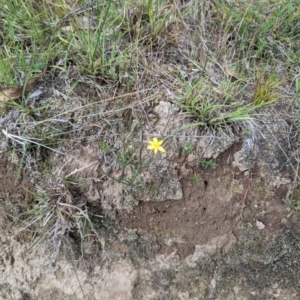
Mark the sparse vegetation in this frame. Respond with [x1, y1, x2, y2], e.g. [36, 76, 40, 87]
[182, 143, 194, 155]
[198, 158, 218, 169]
[191, 174, 201, 184]
[283, 197, 300, 212]
[0, 0, 299, 265]
[21, 184, 100, 259]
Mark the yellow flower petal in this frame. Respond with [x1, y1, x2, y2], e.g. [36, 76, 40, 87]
[147, 138, 165, 154]
[158, 146, 165, 153]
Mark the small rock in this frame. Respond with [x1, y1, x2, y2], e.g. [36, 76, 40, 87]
[256, 220, 265, 230]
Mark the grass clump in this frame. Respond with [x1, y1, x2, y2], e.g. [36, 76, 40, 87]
[119, 0, 181, 45]
[0, 0, 62, 86]
[175, 75, 274, 134]
[212, 0, 300, 63]
[22, 183, 101, 259]
[252, 69, 284, 106]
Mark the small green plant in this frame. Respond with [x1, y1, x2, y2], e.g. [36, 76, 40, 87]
[283, 198, 300, 212]
[198, 158, 218, 169]
[117, 150, 136, 168]
[191, 174, 201, 184]
[183, 143, 194, 155]
[103, 130, 152, 191]
[99, 140, 110, 154]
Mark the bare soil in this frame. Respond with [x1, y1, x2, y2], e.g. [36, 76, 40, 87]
[0, 129, 298, 300]
[117, 141, 289, 259]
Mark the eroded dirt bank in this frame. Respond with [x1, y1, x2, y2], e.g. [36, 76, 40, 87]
[1, 0, 300, 298]
[1, 102, 300, 299]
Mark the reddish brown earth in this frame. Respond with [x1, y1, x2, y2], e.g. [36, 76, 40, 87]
[0, 142, 289, 262]
[0, 140, 297, 300]
[117, 142, 289, 258]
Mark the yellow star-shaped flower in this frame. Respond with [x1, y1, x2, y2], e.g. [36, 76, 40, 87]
[147, 137, 165, 154]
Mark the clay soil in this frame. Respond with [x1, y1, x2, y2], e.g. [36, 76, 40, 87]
[117, 142, 289, 259]
[0, 141, 288, 261]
